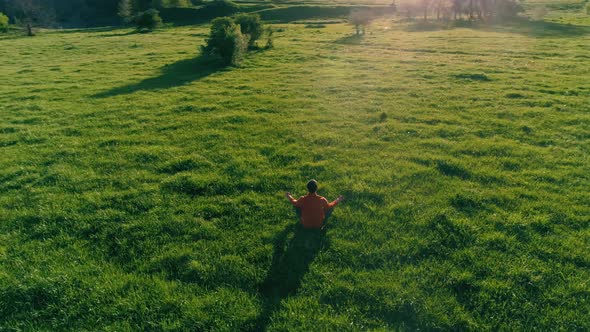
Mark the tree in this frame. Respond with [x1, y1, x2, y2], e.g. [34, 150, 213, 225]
[349, 9, 374, 35]
[168, 0, 191, 7]
[264, 26, 274, 49]
[478, 0, 492, 21]
[0, 12, 8, 32]
[390, 0, 397, 12]
[420, 0, 431, 20]
[6, 0, 54, 36]
[134, 0, 154, 11]
[118, 0, 133, 22]
[233, 13, 263, 47]
[433, 0, 452, 20]
[451, 0, 465, 21]
[398, 0, 421, 20]
[492, 0, 523, 20]
[133, 8, 162, 31]
[203, 16, 248, 65]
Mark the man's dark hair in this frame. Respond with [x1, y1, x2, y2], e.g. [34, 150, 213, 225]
[307, 179, 318, 193]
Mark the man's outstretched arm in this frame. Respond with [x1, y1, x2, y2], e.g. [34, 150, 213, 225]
[285, 192, 304, 207]
[327, 195, 344, 209]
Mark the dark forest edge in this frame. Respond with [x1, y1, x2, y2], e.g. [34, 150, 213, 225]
[1, 0, 573, 30]
[0, 0, 394, 28]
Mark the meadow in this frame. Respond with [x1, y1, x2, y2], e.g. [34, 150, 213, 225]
[0, 1, 589, 330]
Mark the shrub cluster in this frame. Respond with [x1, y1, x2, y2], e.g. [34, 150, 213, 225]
[0, 12, 8, 33]
[133, 9, 163, 32]
[202, 17, 248, 65]
[202, 13, 268, 65]
[234, 13, 263, 47]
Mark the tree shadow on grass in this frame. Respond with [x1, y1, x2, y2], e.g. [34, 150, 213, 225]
[252, 222, 329, 331]
[496, 19, 590, 37]
[92, 30, 139, 38]
[92, 55, 227, 98]
[405, 21, 451, 32]
[405, 18, 590, 38]
[335, 34, 364, 45]
[57, 26, 122, 34]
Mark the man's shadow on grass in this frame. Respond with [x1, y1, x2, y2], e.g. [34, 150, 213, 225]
[253, 222, 329, 331]
[92, 55, 227, 98]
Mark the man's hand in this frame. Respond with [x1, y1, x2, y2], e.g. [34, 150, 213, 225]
[285, 192, 293, 200]
[336, 195, 344, 203]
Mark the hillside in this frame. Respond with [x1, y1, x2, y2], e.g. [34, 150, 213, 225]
[0, 2, 589, 330]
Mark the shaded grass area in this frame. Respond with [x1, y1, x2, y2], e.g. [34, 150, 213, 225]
[405, 18, 590, 38]
[158, 4, 392, 26]
[255, 223, 328, 330]
[0, 10, 589, 332]
[334, 34, 364, 44]
[92, 56, 227, 98]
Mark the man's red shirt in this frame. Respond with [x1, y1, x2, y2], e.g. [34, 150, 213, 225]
[289, 193, 339, 229]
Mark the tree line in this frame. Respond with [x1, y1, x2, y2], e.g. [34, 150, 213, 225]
[0, 0, 118, 28]
[0, 0, 199, 28]
[347, 0, 524, 35]
[396, 0, 524, 22]
[0, 0, 531, 35]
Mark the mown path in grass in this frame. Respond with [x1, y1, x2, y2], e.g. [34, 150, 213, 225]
[0, 11, 589, 331]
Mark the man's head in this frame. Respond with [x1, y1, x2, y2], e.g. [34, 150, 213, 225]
[307, 179, 318, 193]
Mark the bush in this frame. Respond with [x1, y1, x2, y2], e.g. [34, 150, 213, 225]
[0, 12, 8, 33]
[586, 3, 590, 15]
[134, 9, 163, 31]
[203, 17, 248, 65]
[233, 13, 263, 47]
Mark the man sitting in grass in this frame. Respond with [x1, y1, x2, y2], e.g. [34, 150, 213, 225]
[285, 179, 344, 229]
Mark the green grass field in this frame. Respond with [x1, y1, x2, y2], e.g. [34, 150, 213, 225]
[1, 2, 589, 330]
